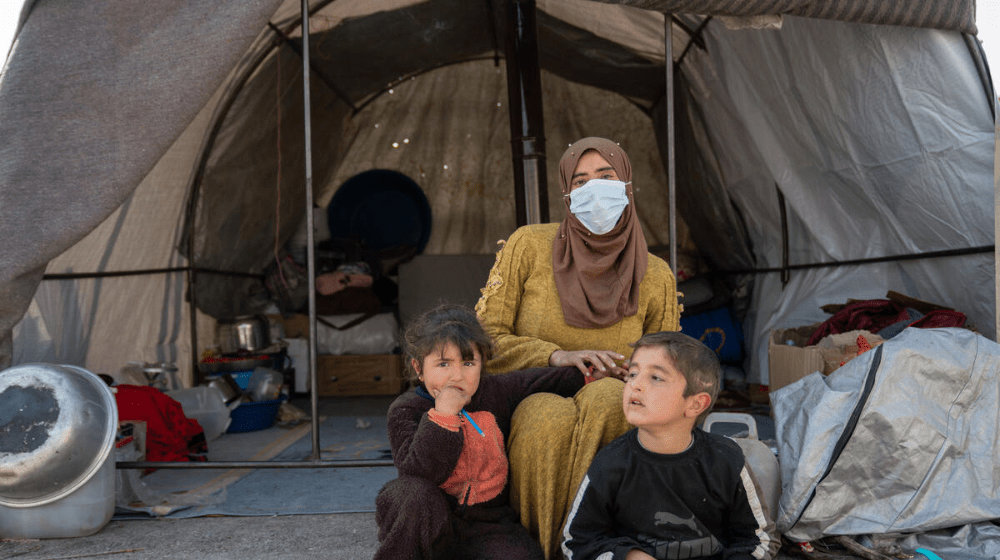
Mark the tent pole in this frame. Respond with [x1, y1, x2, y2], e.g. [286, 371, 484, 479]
[665, 16, 677, 274]
[185, 147, 200, 384]
[301, 0, 321, 460]
[504, 0, 548, 226]
[187, 260, 199, 385]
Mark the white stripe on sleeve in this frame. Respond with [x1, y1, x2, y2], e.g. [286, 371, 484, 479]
[740, 466, 772, 559]
[561, 474, 592, 560]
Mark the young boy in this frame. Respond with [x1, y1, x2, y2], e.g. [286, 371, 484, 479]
[560, 331, 778, 560]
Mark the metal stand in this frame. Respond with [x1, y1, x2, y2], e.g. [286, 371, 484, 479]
[300, 0, 322, 462]
[665, 16, 677, 274]
[505, 0, 548, 227]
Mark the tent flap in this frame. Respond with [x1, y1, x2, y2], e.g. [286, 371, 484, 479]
[0, 0, 282, 369]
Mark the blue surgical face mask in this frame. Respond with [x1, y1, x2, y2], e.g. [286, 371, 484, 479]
[568, 179, 630, 235]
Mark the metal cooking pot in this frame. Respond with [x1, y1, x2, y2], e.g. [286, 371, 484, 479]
[217, 315, 271, 354]
[207, 373, 244, 405]
[0, 363, 117, 507]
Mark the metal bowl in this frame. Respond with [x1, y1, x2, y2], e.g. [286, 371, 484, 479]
[0, 364, 117, 507]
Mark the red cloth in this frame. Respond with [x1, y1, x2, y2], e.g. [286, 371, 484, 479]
[807, 299, 908, 346]
[856, 335, 872, 354]
[807, 299, 967, 346]
[908, 309, 968, 330]
[114, 384, 208, 465]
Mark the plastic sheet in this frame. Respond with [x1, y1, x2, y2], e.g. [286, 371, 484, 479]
[167, 386, 233, 441]
[773, 328, 1000, 552]
[315, 313, 398, 356]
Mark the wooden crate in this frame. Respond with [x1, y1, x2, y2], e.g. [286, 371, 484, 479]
[268, 313, 310, 339]
[315, 354, 407, 396]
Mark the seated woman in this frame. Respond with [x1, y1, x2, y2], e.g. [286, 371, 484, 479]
[475, 137, 681, 558]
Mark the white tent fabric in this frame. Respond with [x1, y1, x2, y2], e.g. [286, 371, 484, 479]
[1, 0, 992, 388]
[683, 18, 995, 379]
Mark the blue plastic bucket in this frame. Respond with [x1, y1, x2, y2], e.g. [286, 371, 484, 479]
[226, 395, 288, 433]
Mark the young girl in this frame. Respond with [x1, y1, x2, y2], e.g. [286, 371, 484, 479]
[374, 304, 609, 560]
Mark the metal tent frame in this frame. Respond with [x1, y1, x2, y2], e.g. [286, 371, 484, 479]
[117, 0, 682, 472]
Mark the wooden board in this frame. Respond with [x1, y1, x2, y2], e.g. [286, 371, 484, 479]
[315, 354, 407, 396]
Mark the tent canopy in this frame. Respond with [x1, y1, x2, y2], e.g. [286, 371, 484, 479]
[0, 0, 992, 386]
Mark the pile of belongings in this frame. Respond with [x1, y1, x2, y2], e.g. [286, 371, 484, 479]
[114, 384, 208, 469]
[806, 291, 967, 346]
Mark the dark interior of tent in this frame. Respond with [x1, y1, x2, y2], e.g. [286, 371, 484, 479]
[187, 2, 750, 321]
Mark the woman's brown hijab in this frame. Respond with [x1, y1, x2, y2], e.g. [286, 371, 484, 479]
[553, 137, 648, 328]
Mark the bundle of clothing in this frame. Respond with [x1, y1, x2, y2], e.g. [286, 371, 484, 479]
[806, 291, 967, 346]
[113, 384, 208, 468]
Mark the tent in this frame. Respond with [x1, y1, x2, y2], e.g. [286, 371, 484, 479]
[0, 0, 993, 388]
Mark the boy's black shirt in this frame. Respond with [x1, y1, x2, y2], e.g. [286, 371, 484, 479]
[562, 427, 774, 560]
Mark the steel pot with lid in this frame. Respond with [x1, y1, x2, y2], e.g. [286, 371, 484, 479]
[217, 315, 271, 354]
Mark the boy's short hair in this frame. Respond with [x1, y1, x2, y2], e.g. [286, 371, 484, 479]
[401, 304, 495, 381]
[630, 331, 721, 422]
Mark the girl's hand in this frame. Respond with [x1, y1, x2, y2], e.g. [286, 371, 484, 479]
[596, 363, 629, 381]
[549, 349, 627, 379]
[625, 550, 655, 560]
[433, 385, 471, 416]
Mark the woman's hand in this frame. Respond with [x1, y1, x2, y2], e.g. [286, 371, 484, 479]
[549, 349, 628, 380]
[625, 550, 655, 560]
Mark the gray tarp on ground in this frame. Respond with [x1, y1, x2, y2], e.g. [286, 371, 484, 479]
[772, 327, 1000, 553]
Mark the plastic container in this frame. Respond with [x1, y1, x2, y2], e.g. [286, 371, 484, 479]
[167, 386, 233, 441]
[703, 412, 780, 516]
[0, 363, 118, 539]
[247, 367, 284, 402]
[0, 448, 117, 539]
[702, 411, 759, 439]
[227, 395, 288, 433]
[232, 370, 254, 390]
[207, 370, 254, 390]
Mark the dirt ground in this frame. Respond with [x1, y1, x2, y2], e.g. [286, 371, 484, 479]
[0, 512, 379, 560]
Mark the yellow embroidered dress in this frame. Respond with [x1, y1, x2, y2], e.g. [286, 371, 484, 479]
[475, 222, 680, 558]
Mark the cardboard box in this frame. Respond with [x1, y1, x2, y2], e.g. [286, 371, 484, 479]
[269, 313, 310, 339]
[315, 354, 407, 396]
[768, 324, 883, 393]
[768, 324, 825, 393]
